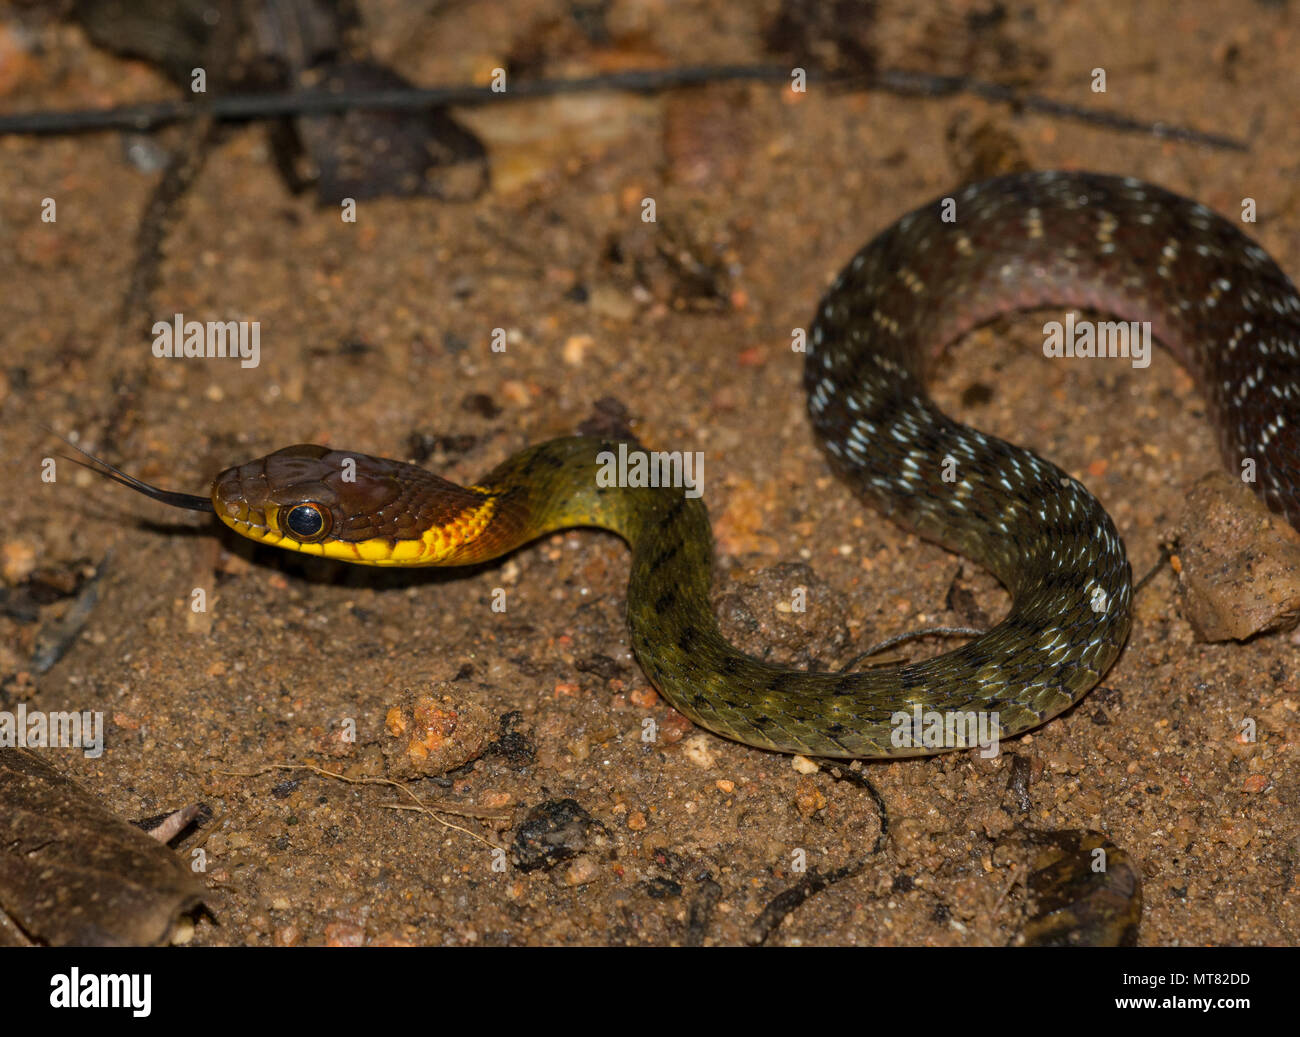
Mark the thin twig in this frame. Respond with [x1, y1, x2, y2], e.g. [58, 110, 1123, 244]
[1133, 540, 1177, 595]
[868, 68, 1248, 151]
[838, 625, 986, 673]
[0, 65, 792, 134]
[120, 114, 219, 333]
[0, 64, 1249, 153]
[212, 763, 508, 850]
[748, 762, 889, 945]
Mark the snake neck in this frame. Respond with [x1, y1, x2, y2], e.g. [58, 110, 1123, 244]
[472, 437, 687, 552]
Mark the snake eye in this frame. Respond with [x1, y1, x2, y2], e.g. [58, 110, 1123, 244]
[283, 502, 331, 542]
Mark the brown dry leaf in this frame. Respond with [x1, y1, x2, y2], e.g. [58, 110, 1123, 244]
[1011, 829, 1143, 947]
[0, 749, 204, 946]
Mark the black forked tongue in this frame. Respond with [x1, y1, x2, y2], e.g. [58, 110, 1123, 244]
[53, 433, 213, 513]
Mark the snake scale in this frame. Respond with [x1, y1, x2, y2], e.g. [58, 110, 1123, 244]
[76, 171, 1300, 760]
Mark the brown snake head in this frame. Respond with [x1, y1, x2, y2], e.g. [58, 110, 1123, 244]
[57, 434, 500, 567]
[210, 445, 498, 565]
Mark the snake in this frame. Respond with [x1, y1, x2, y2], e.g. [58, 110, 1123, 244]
[69, 170, 1300, 762]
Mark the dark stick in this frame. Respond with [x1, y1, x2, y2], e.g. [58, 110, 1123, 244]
[869, 68, 1248, 151]
[0, 65, 793, 134]
[0, 64, 1249, 152]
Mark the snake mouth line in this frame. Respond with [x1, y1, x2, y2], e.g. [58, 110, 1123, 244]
[220, 514, 273, 535]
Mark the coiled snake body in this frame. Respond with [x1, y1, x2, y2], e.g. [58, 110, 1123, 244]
[80, 171, 1300, 759]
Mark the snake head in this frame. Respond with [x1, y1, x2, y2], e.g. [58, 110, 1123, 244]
[211, 444, 498, 566]
[54, 431, 502, 568]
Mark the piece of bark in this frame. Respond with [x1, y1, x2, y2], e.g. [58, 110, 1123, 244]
[0, 749, 204, 946]
[1012, 829, 1143, 947]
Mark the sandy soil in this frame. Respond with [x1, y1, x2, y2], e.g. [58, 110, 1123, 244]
[1, 0, 1297, 945]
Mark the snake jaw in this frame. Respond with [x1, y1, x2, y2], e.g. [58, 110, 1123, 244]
[211, 492, 274, 539]
[210, 464, 278, 540]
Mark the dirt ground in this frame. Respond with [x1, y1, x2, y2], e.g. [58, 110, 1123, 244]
[2, 1, 1297, 945]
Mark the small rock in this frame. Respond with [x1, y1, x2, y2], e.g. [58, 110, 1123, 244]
[383, 683, 494, 779]
[794, 776, 827, 817]
[1174, 472, 1300, 641]
[511, 798, 609, 872]
[562, 333, 595, 365]
[1, 540, 38, 585]
[682, 735, 716, 769]
[1242, 774, 1269, 793]
[324, 921, 365, 947]
[562, 856, 601, 886]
